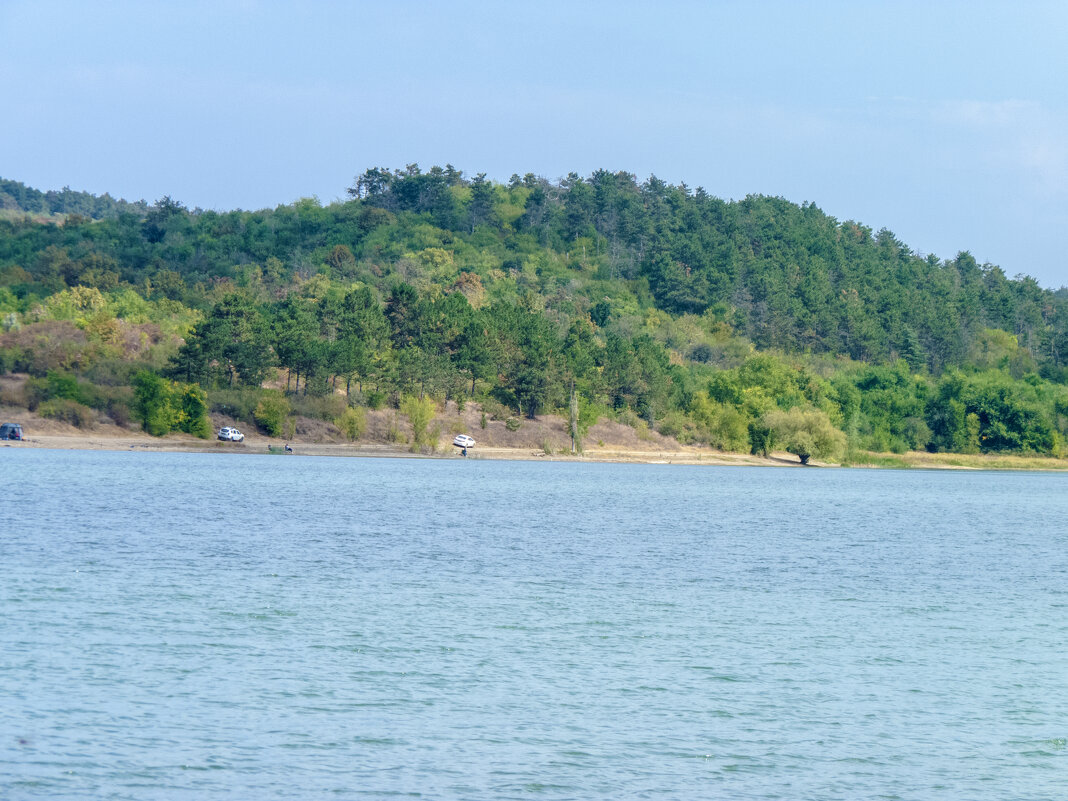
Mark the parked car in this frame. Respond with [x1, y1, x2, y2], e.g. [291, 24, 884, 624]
[453, 434, 475, 448]
[217, 427, 245, 442]
[0, 422, 24, 440]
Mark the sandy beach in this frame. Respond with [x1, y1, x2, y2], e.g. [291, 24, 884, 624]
[0, 398, 804, 466]
[4, 428, 786, 466]
[5, 404, 1067, 470]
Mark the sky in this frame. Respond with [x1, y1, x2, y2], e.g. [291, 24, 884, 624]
[3, 0, 1067, 288]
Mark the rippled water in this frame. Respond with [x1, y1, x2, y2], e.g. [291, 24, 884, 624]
[2, 449, 1067, 799]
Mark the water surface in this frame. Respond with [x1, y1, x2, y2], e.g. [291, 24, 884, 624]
[2, 450, 1067, 799]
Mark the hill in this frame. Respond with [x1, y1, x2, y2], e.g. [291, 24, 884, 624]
[1, 166, 1066, 462]
[0, 177, 149, 222]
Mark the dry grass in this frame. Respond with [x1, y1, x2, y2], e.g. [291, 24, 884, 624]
[850, 450, 1068, 471]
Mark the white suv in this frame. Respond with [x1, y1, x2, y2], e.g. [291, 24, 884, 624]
[218, 427, 245, 442]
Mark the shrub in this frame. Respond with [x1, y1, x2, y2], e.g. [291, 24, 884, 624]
[690, 343, 715, 363]
[0, 346, 26, 375]
[480, 411, 487, 429]
[84, 358, 143, 387]
[426, 424, 441, 452]
[133, 371, 211, 438]
[209, 388, 259, 424]
[481, 398, 508, 421]
[690, 393, 749, 452]
[106, 398, 132, 427]
[289, 393, 346, 422]
[505, 416, 521, 432]
[400, 394, 436, 446]
[38, 398, 96, 429]
[23, 377, 46, 411]
[635, 420, 654, 441]
[254, 391, 291, 437]
[386, 414, 406, 444]
[336, 406, 367, 441]
[657, 411, 696, 444]
[174, 384, 212, 438]
[365, 389, 387, 410]
[133, 370, 175, 436]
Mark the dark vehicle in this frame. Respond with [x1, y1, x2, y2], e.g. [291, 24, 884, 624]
[0, 423, 24, 440]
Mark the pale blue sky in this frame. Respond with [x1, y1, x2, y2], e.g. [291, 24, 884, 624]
[3, 1, 1067, 287]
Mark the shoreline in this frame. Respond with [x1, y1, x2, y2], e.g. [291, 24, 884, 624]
[5, 429, 1068, 471]
[3, 431, 791, 466]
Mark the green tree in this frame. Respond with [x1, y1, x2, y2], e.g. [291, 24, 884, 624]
[763, 406, 846, 464]
[336, 406, 367, 441]
[174, 383, 212, 438]
[254, 391, 291, 437]
[133, 371, 176, 436]
[400, 394, 436, 449]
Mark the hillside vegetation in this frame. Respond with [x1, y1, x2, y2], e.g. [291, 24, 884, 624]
[1, 167, 1066, 462]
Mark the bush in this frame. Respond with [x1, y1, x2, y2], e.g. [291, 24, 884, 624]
[289, 393, 346, 422]
[426, 424, 441, 452]
[209, 388, 259, 424]
[657, 411, 697, 444]
[134, 371, 175, 436]
[106, 398, 132, 427]
[386, 414, 406, 444]
[365, 389, 387, 410]
[254, 391, 291, 437]
[0, 346, 26, 375]
[174, 384, 212, 438]
[505, 416, 521, 432]
[400, 394, 436, 447]
[336, 406, 367, 441]
[84, 358, 143, 387]
[38, 398, 96, 429]
[133, 371, 211, 438]
[481, 398, 508, 421]
[23, 377, 46, 411]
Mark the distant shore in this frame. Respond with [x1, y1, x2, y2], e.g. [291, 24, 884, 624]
[3, 430, 788, 466]
[5, 428, 1068, 471]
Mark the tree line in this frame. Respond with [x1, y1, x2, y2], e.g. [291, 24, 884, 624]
[1, 168, 1067, 458]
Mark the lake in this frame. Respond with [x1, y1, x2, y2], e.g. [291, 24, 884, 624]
[2, 449, 1067, 799]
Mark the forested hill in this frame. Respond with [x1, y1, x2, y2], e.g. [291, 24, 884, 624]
[356, 168, 1067, 373]
[0, 177, 149, 221]
[3, 167, 1064, 373]
[2, 166, 1067, 459]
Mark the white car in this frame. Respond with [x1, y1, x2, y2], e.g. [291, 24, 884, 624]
[218, 427, 245, 442]
[453, 434, 475, 449]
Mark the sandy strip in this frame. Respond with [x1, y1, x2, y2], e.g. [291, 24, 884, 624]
[3, 431, 803, 467]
